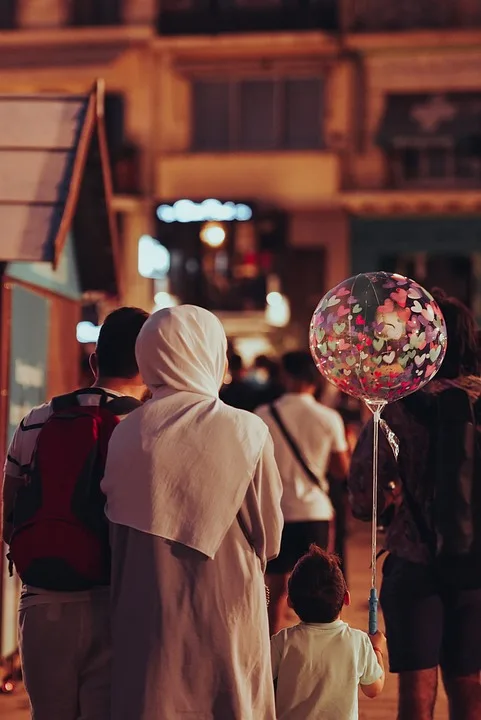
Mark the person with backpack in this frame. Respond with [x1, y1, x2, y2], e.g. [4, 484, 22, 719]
[256, 351, 350, 634]
[349, 290, 481, 720]
[2, 306, 149, 720]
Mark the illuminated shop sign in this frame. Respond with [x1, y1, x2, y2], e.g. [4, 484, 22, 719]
[156, 199, 253, 224]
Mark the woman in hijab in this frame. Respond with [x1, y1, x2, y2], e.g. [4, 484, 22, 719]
[101, 305, 283, 720]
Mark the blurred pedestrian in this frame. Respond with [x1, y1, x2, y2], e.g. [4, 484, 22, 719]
[102, 305, 283, 720]
[349, 290, 481, 720]
[220, 353, 260, 412]
[253, 355, 285, 406]
[257, 351, 350, 634]
[3, 307, 149, 720]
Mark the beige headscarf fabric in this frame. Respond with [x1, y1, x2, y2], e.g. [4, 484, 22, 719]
[101, 305, 269, 559]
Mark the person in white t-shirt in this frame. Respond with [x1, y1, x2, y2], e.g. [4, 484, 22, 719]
[271, 545, 385, 720]
[256, 351, 350, 633]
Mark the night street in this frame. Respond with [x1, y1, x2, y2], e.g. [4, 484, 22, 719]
[0, 522, 449, 720]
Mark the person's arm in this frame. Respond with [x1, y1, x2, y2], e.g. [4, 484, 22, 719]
[327, 411, 350, 480]
[270, 631, 283, 681]
[237, 433, 284, 568]
[2, 473, 21, 544]
[2, 420, 28, 544]
[348, 414, 400, 522]
[360, 631, 386, 699]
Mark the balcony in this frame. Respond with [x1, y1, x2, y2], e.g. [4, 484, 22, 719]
[156, 151, 340, 208]
[158, 1, 338, 36]
[346, 0, 481, 32]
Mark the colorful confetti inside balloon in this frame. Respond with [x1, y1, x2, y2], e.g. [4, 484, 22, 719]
[309, 272, 447, 404]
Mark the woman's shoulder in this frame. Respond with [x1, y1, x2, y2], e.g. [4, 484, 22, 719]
[221, 401, 269, 433]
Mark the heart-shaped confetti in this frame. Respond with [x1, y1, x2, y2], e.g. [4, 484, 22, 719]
[344, 369, 351, 376]
[408, 286, 422, 299]
[328, 340, 337, 351]
[333, 322, 346, 335]
[339, 339, 350, 351]
[352, 304, 362, 313]
[429, 346, 441, 362]
[372, 356, 383, 366]
[346, 356, 356, 367]
[412, 300, 423, 314]
[390, 288, 408, 308]
[327, 296, 341, 307]
[360, 351, 369, 360]
[356, 315, 365, 326]
[383, 351, 395, 364]
[337, 305, 350, 317]
[373, 338, 384, 351]
[414, 354, 426, 367]
[422, 304, 435, 322]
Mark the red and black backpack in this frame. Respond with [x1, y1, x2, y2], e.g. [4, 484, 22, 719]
[9, 389, 141, 591]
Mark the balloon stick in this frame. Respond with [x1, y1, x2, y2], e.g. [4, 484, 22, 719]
[365, 399, 386, 635]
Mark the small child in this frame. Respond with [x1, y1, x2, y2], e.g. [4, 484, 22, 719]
[271, 545, 386, 719]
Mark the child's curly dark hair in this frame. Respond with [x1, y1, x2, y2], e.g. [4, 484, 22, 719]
[288, 545, 347, 624]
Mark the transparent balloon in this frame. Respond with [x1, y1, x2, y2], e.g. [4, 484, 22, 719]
[309, 272, 447, 405]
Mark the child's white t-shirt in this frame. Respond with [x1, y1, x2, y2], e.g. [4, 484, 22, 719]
[271, 620, 383, 720]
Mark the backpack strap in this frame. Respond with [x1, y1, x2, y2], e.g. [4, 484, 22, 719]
[51, 389, 139, 414]
[51, 392, 81, 413]
[106, 396, 142, 417]
[269, 403, 327, 491]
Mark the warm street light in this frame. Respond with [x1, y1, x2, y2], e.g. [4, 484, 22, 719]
[200, 222, 226, 248]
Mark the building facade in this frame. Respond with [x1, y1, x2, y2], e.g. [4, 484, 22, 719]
[152, 1, 481, 344]
[1, 0, 481, 343]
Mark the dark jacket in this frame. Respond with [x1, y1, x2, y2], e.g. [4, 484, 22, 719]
[348, 376, 481, 564]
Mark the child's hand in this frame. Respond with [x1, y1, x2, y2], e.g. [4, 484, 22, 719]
[369, 630, 387, 657]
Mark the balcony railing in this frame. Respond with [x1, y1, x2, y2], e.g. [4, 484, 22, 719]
[158, 1, 338, 35]
[346, 0, 481, 32]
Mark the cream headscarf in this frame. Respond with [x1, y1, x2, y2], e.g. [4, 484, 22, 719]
[101, 305, 268, 559]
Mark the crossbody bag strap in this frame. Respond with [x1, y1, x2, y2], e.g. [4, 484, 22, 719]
[269, 403, 326, 491]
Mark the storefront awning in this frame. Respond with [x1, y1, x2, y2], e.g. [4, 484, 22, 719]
[0, 83, 121, 297]
[376, 93, 481, 148]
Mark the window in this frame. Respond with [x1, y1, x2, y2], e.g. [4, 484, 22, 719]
[0, 0, 16, 29]
[239, 80, 277, 150]
[192, 82, 231, 151]
[390, 140, 481, 188]
[159, 1, 338, 35]
[192, 77, 323, 151]
[70, 0, 121, 26]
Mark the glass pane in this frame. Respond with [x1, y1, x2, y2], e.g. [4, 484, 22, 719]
[284, 78, 323, 149]
[427, 147, 447, 178]
[403, 148, 420, 180]
[238, 80, 277, 150]
[192, 81, 231, 151]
